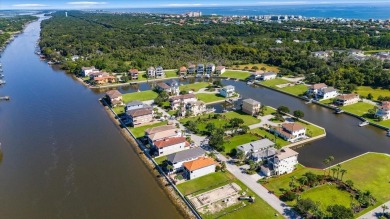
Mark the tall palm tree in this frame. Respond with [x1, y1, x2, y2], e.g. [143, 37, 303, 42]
[327, 156, 334, 176]
[336, 164, 341, 180]
[382, 205, 389, 216]
[323, 158, 329, 177]
[331, 167, 338, 179]
[340, 169, 347, 181]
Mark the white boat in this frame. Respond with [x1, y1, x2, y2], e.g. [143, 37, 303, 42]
[358, 120, 369, 127]
[0, 80, 5, 85]
[387, 130, 390, 137]
[247, 81, 254, 85]
[305, 99, 313, 104]
[335, 108, 344, 114]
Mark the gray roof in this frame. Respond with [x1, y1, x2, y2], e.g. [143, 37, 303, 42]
[126, 100, 143, 107]
[322, 87, 338, 93]
[167, 147, 205, 164]
[253, 148, 277, 159]
[243, 98, 260, 105]
[263, 72, 277, 76]
[237, 139, 275, 153]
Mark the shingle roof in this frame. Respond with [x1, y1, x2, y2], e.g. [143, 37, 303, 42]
[263, 72, 277, 76]
[126, 100, 143, 107]
[106, 90, 122, 99]
[237, 139, 275, 153]
[128, 69, 139, 74]
[169, 93, 196, 101]
[336, 94, 359, 101]
[322, 87, 338, 93]
[381, 101, 390, 110]
[242, 98, 260, 106]
[310, 83, 327, 90]
[216, 66, 225, 70]
[167, 147, 205, 163]
[179, 66, 187, 72]
[154, 137, 187, 149]
[127, 108, 153, 117]
[145, 125, 177, 135]
[148, 129, 180, 142]
[157, 82, 170, 89]
[275, 148, 299, 160]
[183, 157, 216, 171]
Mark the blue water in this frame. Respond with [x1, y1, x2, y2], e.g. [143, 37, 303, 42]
[108, 4, 390, 20]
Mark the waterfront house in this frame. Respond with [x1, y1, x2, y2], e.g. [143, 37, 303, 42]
[125, 100, 147, 111]
[81, 66, 99, 77]
[270, 123, 306, 142]
[206, 63, 215, 75]
[167, 147, 206, 172]
[153, 136, 189, 156]
[237, 139, 276, 161]
[93, 75, 117, 85]
[156, 80, 180, 96]
[334, 94, 359, 106]
[145, 125, 182, 144]
[155, 66, 165, 78]
[89, 71, 109, 80]
[126, 107, 154, 126]
[260, 72, 277, 80]
[179, 66, 187, 76]
[215, 66, 226, 75]
[185, 101, 206, 116]
[249, 71, 264, 80]
[105, 90, 123, 107]
[270, 148, 299, 175]
[307, 83, 328, 95]
[241, 98, 261, 116]
[147, 67, 156, 78]
[188, 64, 196, 74]
[220, 85, 235, 98]
[318, 87, 339, 100]
[169, 93, 197, 110]
[375, 101, 390, 120]
[197, 64, 205, 75]
[183, 157, 216, 180]
[128, 69, 139, 80]
[156, 82, 171, 93]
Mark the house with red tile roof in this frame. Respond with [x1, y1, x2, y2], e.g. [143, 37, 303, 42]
[183, 157, 216, 179]
[153, 136, 189, 156]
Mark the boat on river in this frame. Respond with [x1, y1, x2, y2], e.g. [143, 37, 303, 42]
[0, 96, 10, 101]
[387, 130, 390, 137]
[0, 80, 6, 85]
[0, 73, 4, 78]
[358, 120, 369, 127]
[335, 108, 344, 114]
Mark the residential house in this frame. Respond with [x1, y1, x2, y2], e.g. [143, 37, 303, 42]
[167, 147, 206, 172]
[125, 100, 147, 111]
[179, 66, 187, 76]
[105, 90, 123, 107]
[334, 94, 359, 106]
[89, 71, 109, 80]
[375, 101, 390, 120]
[237, 139, 276, 161]
[188, 64, 196, 74]
[260, 72, 277, 80]
[81, 66, 99, 77]
[197, 64, 205, 75]
[307, 83, 328, 95]
[220, 85, 235, 98]
[169, 93, 197, 110]
[206, 64, 215, 75]
[318, 87, 338, 100]
[249, 71, 265, 80]
[271, 123, 306, 142]
[155, 66, 165, 78]
[271, 148, 299, 175]
[185, 101, 206, 116]
[183, 157, 216, 180]
[153, 136, 189, 156]
[128, 69, 139, 80]
[147, 67, 156, 78]
[145, 125, 182, 145]
[126, 107, 154, 126]
[157, 81, 180, 96]
[312, 51, 331, 59]
[156, 82, 170, 93]
[215, 66, 226, 75]
[241, 98, 261, 116]
[93, 75, 117, 85]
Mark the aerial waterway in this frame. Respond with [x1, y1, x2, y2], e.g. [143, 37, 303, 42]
[0, 16, 182, 218]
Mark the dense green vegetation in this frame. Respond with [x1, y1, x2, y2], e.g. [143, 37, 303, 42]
[40, 11, 390, 93]
[0, 15, 37, 47]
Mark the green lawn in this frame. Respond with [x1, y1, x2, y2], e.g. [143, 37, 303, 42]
[262, 106, 277, 116]
[165, 70, 178, 78]
[135, 72, 148, 81]
[196, 93, 226, 103]
[112, 106, 125, 114]
[223, 133, 260, 155]
[224, 111, 261, 126]
[259, 78, 289, 88]
[280, 84, 308, 96]
[356, 86, 390, 100]
[154, 156, 167, 165]
[167, 110, 177, 116]
[297, 121, 326, 137]
[130, 121, 168, 138]
[234, 63, 280, 73]
[250, 128, 290, 148]
[180, 82, 210, 92]
[363, 49, 390, 55]
[177, 171, 283, 219]
[341, 102, 375, 116]
[221, 71, 251, 80]
[299, 185, 352, 212]
[365, 117, 390, 128]
[262, 165, 323, 197]
[122, 90, 158, 103]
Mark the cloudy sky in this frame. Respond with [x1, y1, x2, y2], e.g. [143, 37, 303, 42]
[1, 0, 390, 9]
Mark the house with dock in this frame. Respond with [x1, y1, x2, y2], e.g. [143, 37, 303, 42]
[156, 81, 180, 96]
[220, 85, 236, 98]
[241, 98, 261, 116]
[155, 66, 165, 78]
[206, 63, 215, 75]
[93, 75, 117, 85]
[215, 66, 226, 75]
[147, 67, 156, 78]
[179, 66, 187, 76]
[125, 100, 148, 111]
[169, 93, 197, 110]
[183, 157, 216, 180]
[270, 123, 306, 142]
[260, 72, 277, 80]
[81, 66, 99, 77]
[375, 101, 390, 120]
[197, 64, 205, 75]
[187, 64, 196, 74]
[185, 101, 207, 116]
[307, 83, 338, 100]
[128, 69, 139, 80]
[105, 90, 123, 107]
[167, 147, 206, 172]
[334, 94, 360, 106]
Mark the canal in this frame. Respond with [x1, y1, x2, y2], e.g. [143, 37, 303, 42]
[0, 17, 183, 218]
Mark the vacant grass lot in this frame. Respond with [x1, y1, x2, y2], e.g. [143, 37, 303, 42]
[234, 63, 280, 73]
[122, 90, 158, 103]
[223, 133, 259, 155]
[356, 86, 390, 100]
[165, 70, 178, 78]
[224, 111, 260, 126]
[130, 121, 168, 138]
[280, 84, 308, 96]
[341, 102, 374, 116]
[177, 172, 283, 219]
[259, 78, 289, 88]
[180, 82, 210, 92]
[221, 70, 251, 80]
[196, 93, 226, 103]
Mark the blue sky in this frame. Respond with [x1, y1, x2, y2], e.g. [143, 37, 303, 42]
[1, 0, 390, 9]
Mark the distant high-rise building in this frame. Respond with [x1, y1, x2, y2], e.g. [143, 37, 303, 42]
[65, 12, 68, 17]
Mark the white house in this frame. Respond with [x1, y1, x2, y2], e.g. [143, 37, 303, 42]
[220, 85, 235, 98]
[166, 147, 205, 172]
[169, 93, 198, 110]
[237, 139, 276, 161]
[156, 81, 180, 96]
[145, 125, 182, 144]
[185, 101, 206, 116]
[197, 64, 205, 75]
[215, 66, 226, 75]
[147, 67, 156, 78]
[307, 83, 328, 95]
[206, 63, 215, 75]
[375, 101, 390, 120]
[271, 123, 306, 142]
[271, 148, 299, 175]
[81, 66, 99, 77]
[260, 72, 277, 80]
[183, 157, 216, 180]
[241, 98, 261, 116]
[153, 136, 189, 156]
[334, 94, 359, 106]
[318, 87, 339, 100]
[155, 66, 165, 78]
[105, 90, 123, 107]
[125, 100, 147, 111]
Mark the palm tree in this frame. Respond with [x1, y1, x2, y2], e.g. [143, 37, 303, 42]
[299, 176, 308, 187]
[327, 156, 334, 176]
[323, 158, 329, 177]
[382, 205, 389, 216]
[331, 167, 338, 179]
[340, 169, 347, 181]
[336, 164, 341, 180]
[345, 179, 354, 188]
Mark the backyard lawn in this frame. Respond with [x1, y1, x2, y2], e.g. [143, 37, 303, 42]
[130, 121, 168, 138]
[154, 156, 167, 165]
[355, 86, 390, 100]
[223, 133, 259, 155]
[221, 70, 251, 80]
[180, 82, 210, 92]
[341, 102, 375, 116]
[280, 84, 308, 96]
[262, 106, 277, 116]
[165, 70, 178, 78]
[196, 93, 226, 103]
[112, 106, 125, 114]
[177, 172, 235, 196]
[259, 78, 289, 87]
[224, 111, 261, 126]
[122, 90, 158, 103]
[297, 121, 326, 137]
[234, 63, 280, 73]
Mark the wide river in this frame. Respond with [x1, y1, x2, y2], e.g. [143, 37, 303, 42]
[0, 17, 182, 218]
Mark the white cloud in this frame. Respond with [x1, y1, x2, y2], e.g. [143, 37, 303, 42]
[67, 1, 107, 5]
[12, 4, 47, 7]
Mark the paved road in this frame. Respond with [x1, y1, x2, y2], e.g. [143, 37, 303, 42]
[215, 154, 300, 219]
[358, 201, 390, 219]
